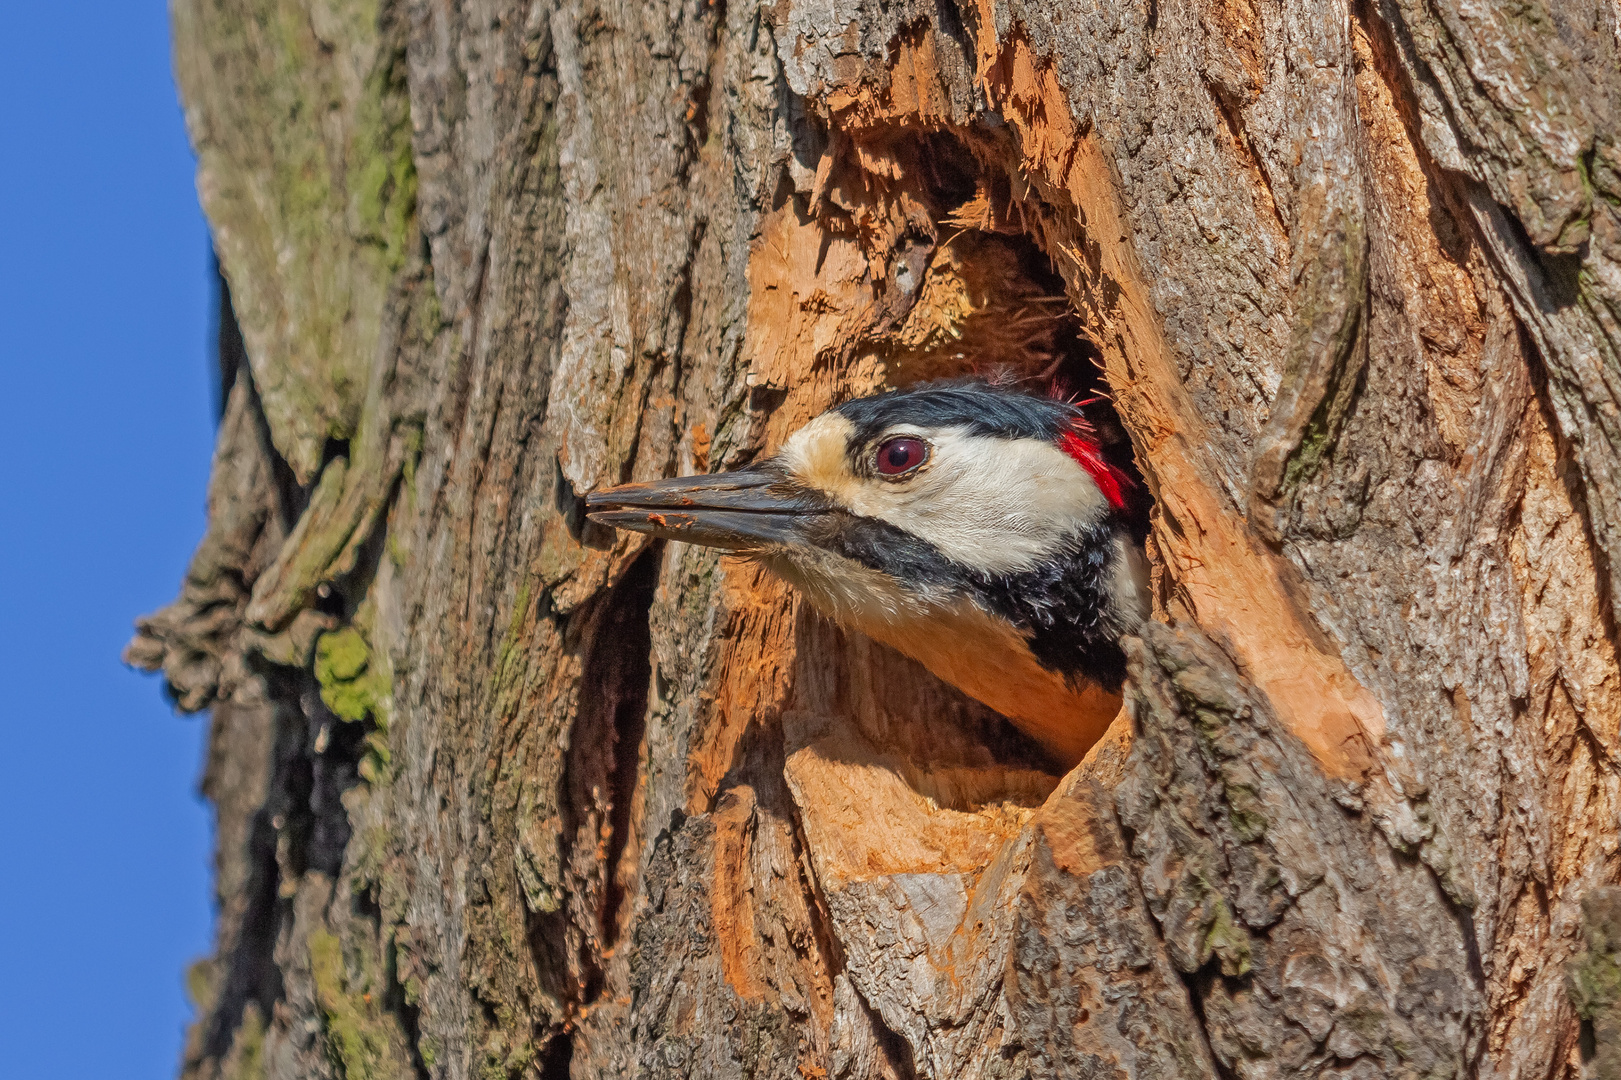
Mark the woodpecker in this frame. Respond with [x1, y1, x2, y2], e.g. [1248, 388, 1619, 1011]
[585, 380, 1148, 766]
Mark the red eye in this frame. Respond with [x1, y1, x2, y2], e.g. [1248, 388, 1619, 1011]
[875, 436, 929, 476]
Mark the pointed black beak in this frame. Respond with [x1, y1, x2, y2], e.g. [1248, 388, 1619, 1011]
[584, 465, 828, 551]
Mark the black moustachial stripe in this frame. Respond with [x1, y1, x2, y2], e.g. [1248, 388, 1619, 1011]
[804, 510, 1132, 691]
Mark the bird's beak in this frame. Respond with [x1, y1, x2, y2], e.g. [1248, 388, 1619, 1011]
[584, 465, 826, 551]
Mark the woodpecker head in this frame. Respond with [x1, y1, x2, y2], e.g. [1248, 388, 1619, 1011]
[585, 380, 1148, 765]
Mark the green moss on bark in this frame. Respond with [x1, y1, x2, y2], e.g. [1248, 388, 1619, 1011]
[1202, 889, 1253, 977]
[172, 0, 419, 481]
[313, 620, 394, 782]
[1570, 887, 1621, 1077]
[308, 929, 413, 1080]
[315, 626, 388, 725]
[224, 1004, 267, 1080]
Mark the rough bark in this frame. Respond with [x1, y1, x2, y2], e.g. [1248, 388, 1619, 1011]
[133, 0, 1621, 1076]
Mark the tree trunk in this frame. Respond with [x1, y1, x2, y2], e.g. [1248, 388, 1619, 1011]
[131, 0, 1621, 1075]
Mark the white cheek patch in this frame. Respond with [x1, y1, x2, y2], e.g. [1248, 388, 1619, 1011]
[838, 428, 1110, 576]
[777, 415, 1112, 576]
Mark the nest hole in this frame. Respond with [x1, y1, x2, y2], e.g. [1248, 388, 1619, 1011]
[782, 128, 1153, 801]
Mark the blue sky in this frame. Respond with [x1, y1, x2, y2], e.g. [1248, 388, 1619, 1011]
[0, 4, 218, 1078]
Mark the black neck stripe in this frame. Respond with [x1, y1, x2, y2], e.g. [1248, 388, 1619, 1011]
[802, 510, 1130, 691]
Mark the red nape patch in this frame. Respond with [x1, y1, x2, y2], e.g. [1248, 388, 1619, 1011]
[1058, 428, 1132, 511]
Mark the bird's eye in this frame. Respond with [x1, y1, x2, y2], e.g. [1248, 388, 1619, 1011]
[874, 436, 930, 477]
